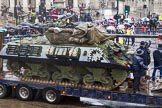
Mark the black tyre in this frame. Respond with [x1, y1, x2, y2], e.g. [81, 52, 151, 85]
[16, 85, 33, 101]
[0, 83, 8, 98]
[42, 88, 61, 104]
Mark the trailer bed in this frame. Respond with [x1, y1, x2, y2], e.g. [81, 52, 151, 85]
[0, 72, 162, 107]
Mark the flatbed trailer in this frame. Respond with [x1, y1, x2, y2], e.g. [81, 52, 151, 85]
[0, 75, 162, 107]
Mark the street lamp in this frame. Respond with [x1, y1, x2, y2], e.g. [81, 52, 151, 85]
[14, 0, 18, 25]
[148, 0, 150, 18]
[116, 0, 119, 25]
[100, 0, 105, 16]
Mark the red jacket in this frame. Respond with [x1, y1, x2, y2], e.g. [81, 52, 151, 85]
[141, 26, 146, 32]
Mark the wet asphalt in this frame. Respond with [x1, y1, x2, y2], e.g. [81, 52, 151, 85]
[0, 97, 102, 108]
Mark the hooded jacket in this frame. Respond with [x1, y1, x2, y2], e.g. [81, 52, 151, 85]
[153, 49, 162, 70]
[132, 55, 148, 77]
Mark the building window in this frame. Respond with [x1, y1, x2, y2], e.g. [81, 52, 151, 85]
[112, 2, 115, 9]
[68, 0, 73, 9]
[28, 0, 31, 4]
[8, 0, 10, 7]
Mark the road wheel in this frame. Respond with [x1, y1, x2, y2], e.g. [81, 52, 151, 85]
[43, 88, 61, 104]
[16, 85, 33, 101]
[0, 83, 8, 98]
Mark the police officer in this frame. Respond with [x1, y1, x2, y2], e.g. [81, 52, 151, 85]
[152, 44, 162, 81]
[132, 48, 149, 93]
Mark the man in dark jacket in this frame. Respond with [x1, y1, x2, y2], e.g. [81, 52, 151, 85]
[152, 44, 162, 81]
[144, 41, 151, 66]
[137, 41, 151, 66]
[132, 48, 149, 93]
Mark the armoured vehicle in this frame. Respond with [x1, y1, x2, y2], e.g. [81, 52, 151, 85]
[1, 31, 162, 107]
[3, 23, 132, 91]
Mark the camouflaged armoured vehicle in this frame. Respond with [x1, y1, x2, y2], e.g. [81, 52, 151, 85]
[3, 23, 132, 91]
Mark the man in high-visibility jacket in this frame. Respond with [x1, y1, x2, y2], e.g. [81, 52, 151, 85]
[124, 27, 131, 45]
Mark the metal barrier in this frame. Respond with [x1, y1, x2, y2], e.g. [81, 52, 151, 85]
[108, 34, 161, 46]
[2, 33, 162, 45]
[135, 27, 162, 34]
[108, 34, 159, 38]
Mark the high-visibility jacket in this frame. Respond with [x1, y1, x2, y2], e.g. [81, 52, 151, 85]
[126, 29, 131, 35]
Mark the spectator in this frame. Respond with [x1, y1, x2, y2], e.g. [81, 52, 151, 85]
[96, 11, 100, 20]
[24, 16, 28, 22]
[35, 17, 39, 24]
[141, 25, 146, 33]
[28, 12, 32, 22]
[60, 9, 64, 15]
[125, 27, 131, 45]
[43, 16, 46, 23]
[152, 44, 162, 82]
[131, 27, 135, 46]
[131, 25, 135, 46]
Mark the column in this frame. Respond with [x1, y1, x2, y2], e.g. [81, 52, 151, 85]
[23, 0, 28, 13]
[0, 0, 1, 10]
[9, 0, 15, 13]
[35, 0, 40, 11]
[50, 0, 53, 5]
[46, 0, 51, 10]
[85, 0, 90, 9]
[0, 0, 2, 17]
[73, 0, 79, 12]
[63, 0, 66, 8]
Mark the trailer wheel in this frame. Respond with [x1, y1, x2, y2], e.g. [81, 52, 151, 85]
[0, 83, 8, 98]
[16, 85, 33, 101]
[43, 88, 61, 104]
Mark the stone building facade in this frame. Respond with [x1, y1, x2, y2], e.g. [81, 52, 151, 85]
[0, 0, 125, 18]
[1, 0, 162, 18]
[0, 0, 52, 14]
[154, 0, 162, 15]
[124, 0, 162, 17]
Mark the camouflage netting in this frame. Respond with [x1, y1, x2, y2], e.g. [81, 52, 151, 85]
[45, 22, 116, 45]
[96, 40, 132, 66]
[6, 22, 133, 91]
[14, 36, 50, 44]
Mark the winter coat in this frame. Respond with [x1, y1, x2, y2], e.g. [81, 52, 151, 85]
[132, 55, 148, 77]
[153, 49, 162, 70]
[136, 47, 150, 66]
[145, 48, 151, 66]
